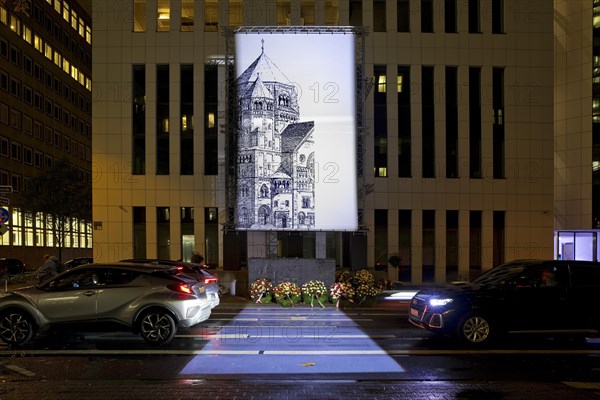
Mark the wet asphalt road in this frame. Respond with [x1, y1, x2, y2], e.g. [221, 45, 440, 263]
[1, 296, 600, 399]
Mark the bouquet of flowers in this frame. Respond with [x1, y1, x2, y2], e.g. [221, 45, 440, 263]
[329, 282, 355, 308]
[351, 269, 382, 304]
[301, 280, 328, 308]
[249, 278, 274, 303]
[335, 270, 352, 283]
[273, 281, 301, 307]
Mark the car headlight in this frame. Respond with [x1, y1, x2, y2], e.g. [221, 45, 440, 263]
[429, 298, 453, 306]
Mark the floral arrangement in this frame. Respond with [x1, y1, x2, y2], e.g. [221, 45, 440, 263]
[329, 282, 355, 308]
[351, 269, 382, 304]
[301, 280, 328, 308]
[249, 278, 274, 303]
[273, 281, 301, 307]
[335, 270, 352, 283]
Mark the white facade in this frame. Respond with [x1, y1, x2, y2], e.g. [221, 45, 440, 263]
[92, 0, 555, 284]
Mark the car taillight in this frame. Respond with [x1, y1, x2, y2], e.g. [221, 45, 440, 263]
[204, 277, 218, 285]
[168, 283, 193, 294]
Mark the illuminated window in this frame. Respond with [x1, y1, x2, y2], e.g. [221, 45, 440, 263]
[181, 0, 194, 31]
[54, 51, 62, 67]
[22, 25, 32, 44]
[63, 58, 70, 74]
[55, 0, 61, 13]
[133, 0, 146, 32]
[157, 0, 170, 32]
[376, 167, 388, 177]
[378, 74, 387, 93]
[0, 5, 6, 25]
[71, 65, 78, 80]
[12, 208, 22, 246]
[229, 0, 242, 27]
[10, 15, 21, 34]
[397, 74, 404, 92]
[34, 34, 42, 52]
[78, 17, 84, 36]
[324, 0, 339, 25]
[205, 0, 218, 31]
[44, 43, 53, 60]
[71, 9, 77, 30]
[63, 2, 70, 21]
[301, 0, 315, 25]
[208, 112, 215, 128]
[277, 0, 291, 25]
[85, 25, 91, 43]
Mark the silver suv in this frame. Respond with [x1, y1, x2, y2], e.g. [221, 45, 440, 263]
[0, 263, 213, 346]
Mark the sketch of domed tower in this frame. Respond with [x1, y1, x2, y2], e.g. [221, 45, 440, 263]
[236, 40, 315, 230]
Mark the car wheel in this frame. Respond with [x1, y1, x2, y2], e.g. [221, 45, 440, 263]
[456, 312, 493, 345]
[138, 309, 177, 345]
[0, 309, 35, 345]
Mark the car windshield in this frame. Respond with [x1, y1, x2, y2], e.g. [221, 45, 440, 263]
[471, 263, 526, 287]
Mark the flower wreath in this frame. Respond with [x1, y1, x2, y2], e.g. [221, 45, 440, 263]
[273, 281, 301, 307]
[329, 282, 355, 308]
[249, 278, 273, 303]
[301, 280, 328, 308]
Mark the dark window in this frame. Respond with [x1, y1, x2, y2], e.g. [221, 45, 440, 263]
[10, 46, 21, 66]
[23, 55, 32, 74]
[493, 67, 505, 179]
[423, 210, 435, 282]
[492, 0, 504, 34]
[422, 66, 435, 178]
[0, 70, 8, 91]
[446, 67, 459, 178]
[468, 0, 480, 33]
[445, 0, 457, 33]
[0, 38, 7, 58]
[132, 64, 146, 175]
[421, 0, 433, 33]
[373, 0, 386, 32]
[205, 207, 219, 265]
[493, 211, 505, 266]
[204, 64, 218, 175]
[469, 210, 482, 280]
[156, 65, 169, 175]
[374, 209, 388, 268]
[349, 0, 362, 26]
[397, 0, 410, 32]
[180, 64, 194, 175]
[469, 67, 482, 178]
[10, 78, 21, 99]
[157, 206, 170, 259]
[398, 210, 412, 281]
[446, 210, 459, 281]
[398, 66, 411, 177]
[133, 207, 147, 258]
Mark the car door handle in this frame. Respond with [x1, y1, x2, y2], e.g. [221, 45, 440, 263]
[83, 291, 95, 297]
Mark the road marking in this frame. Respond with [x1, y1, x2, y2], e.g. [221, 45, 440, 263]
[562, 382, 600, 389]
[4, 364, 36, 376]
[2, 348, 600, 356]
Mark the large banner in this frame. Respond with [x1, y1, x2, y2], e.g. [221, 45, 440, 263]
[234, 29, 357, 231]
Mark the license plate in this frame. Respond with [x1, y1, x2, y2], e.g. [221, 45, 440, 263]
[410, 308, 419, 317]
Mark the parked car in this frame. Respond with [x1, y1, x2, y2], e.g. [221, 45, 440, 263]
[0, 258, 29, 278]
[119, 259, 220, 309]
[0, 262, 213, 346]
[63, 257, 94, 270]
[408, 259, 600, 346]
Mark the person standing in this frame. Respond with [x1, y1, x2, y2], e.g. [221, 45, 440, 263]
[36, 254, 60, 283]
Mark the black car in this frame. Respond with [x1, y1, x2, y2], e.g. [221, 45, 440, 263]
[408, 259, 600, 346]
[0, 258, 29, 278]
